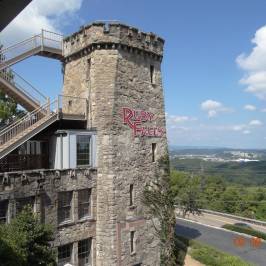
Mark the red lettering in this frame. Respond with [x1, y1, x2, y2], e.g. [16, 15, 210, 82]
[123, 108, 134, 129]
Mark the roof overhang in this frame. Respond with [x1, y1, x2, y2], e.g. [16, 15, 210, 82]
[0, 0, 32, 32]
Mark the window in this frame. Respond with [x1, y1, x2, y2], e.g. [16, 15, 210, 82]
[129, 184, 134, 206]
[58, 243, 72, 266]
[78, 238, 92, 266]
[152, 143, 157, 162]
[150, 65, 154, 84]
[0, 200, 8, 224]
[130, 231, 135, 254]
[77, 135, 91, 166]
[78, 189, 92, 219]
[58, 191, 72, 224]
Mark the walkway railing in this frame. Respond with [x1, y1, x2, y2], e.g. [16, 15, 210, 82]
[0, 95, 87, 147]
[0, 30, 63, 70]
[0, 67, 48, 105]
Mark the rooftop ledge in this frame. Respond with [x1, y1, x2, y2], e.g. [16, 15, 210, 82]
[0, 167, 97, 177]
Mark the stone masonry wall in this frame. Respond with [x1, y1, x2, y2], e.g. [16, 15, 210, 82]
[0, 168, 97, 265]
[63, 22, 168, 266]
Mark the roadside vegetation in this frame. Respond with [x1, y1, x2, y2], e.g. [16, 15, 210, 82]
[170, 169, 266, 221]
[175, 236, 253, 266]
[222, 224, 266, 240]
[189, 240, 254, 266]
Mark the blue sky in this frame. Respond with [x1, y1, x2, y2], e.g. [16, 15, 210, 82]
[2, 0, 266, 149]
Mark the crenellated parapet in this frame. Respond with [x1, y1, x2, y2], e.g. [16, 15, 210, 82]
[63, 21, 165, 62]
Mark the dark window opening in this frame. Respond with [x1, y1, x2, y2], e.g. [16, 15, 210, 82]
[129, 184, 134, 206]
[152, 143, 157, 162]
[78, 189, 92, 219]
[78, 238, 92, 266]
[16, 197, 34, 214]
[77, 135, 91, 166]
[130, 231, 135, 253]
[58, 191, 72, 224]
[150, 65, 154, 84]
[0, 200, 8, 224]
[58, 243, 72, 266]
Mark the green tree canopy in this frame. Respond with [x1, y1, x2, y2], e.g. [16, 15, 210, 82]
[0, 206, 55, 266]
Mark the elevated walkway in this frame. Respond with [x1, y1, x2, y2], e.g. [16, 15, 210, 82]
[0, 31, 87, 160]
[0, 67, 47, 111]
[0, 30, 63, 70]
[0, 95, 87, 159]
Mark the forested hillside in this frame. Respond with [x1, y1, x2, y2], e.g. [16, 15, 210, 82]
[171, 158, 266, 186]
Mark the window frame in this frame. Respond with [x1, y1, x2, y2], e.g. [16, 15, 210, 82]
[58, 243, 72, 266]
[130, 230, 136, 254]
[78, 238, 92, 266]
[76, 134, 92, 167]
[58, 191, 73, 224]
[78, 189, 92, 220]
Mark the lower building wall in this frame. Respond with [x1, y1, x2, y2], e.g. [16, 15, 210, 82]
[0, 168, 97, 266]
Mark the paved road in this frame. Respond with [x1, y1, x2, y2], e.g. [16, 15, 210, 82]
[176, 217, 266, 266]
[180, 211, 266, 234]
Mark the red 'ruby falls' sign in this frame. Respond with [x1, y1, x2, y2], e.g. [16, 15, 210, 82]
[122, 107, 165, 137]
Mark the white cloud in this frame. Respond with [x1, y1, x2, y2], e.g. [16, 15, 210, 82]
[0, 0, 83, 45]
[232, 124, 246, 131]
[249, 119, 263, 126]
[166, 114, 197, 128]
[244, 104, 256, 111]
[243, 130, 251, 135]
[237, 25, 266, 100]
[200, 99, 231, 117]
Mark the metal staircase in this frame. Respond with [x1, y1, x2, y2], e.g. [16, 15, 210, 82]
[0, 96, 88, 159]
[0, 67, 48, 111]
[0, 30, 66, 160]
[0, 30, 63, 70]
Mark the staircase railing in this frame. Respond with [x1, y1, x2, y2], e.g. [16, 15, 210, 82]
[0, 67, 48, 105]
[0, 30, 63, 70]
[0, 99, 58, 146]
[0, 95, 87, 147]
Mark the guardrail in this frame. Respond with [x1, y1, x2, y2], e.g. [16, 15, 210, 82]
[0, 95, 87, 147]
[0, 30, 63, 68]
[200, 209, 266, 227]
[0, 67, 48, 105]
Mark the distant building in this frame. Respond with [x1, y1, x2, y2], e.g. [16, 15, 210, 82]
[0, 21, 168, 265]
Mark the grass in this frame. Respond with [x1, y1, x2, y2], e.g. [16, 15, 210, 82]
[222, 224, 266, 240]
[189, 241, 254, 266]
[175, 235, 254, 266]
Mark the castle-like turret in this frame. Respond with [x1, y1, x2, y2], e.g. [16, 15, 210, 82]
[63, 21, 168, 266]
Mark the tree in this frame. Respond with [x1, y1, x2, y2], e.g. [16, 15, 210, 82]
[142, 155, 180, 266]
[0, 43, 24, 127]
[171, 170, 202, 217]
[0, 206, 56, 266]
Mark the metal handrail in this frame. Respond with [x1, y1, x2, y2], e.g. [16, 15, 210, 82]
[0, 68, 47, 104]
[0, 95, 88, 148]
[0, 100, 52, 135]
[0, 30, 63, 68]
[0, 99, 58, 146]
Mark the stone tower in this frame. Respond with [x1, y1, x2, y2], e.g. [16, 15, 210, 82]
[63, 22, 168, 266]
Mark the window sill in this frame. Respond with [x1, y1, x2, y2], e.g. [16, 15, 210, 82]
[58, 217, 96, 228]
[77, 216, 95, 223]
[58, 220, 74, 227]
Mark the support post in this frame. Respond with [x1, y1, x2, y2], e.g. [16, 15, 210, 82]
[41, 29, 44, 51]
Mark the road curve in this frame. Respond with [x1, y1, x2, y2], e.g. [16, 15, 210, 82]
[176, 217, 266, 266]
